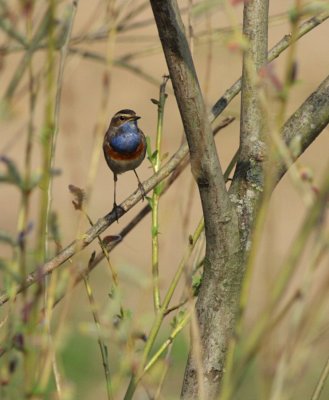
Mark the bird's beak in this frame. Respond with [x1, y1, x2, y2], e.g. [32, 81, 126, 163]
[131, 115, 141, 121]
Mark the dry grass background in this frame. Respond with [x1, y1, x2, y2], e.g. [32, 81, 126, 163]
[0, 1, 329, 399]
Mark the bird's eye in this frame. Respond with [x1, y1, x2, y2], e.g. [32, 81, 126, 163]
[119, 116, 125, 121]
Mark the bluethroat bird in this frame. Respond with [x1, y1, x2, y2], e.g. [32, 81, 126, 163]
[103, 109, 147, 218]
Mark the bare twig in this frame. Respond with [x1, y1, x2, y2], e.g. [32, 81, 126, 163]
[210, 8, 329, 120]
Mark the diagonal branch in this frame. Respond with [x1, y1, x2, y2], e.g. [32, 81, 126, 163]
[0, 143, 188, 306]
[210, 8, 329, 119]
[278, 74, 329, 181]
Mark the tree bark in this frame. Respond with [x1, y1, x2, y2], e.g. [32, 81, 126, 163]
[149, 1, 245, 399]
[230, 0, 269, 249]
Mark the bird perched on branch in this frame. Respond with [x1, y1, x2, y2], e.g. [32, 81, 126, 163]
[103, 109, 146, 219]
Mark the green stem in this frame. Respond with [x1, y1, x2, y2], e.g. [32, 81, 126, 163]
[142, 312, 190, 377]
[124, 218, 204, 400]
[311, 355, 329, 400]
[4, 8, 52, 101]
[151, 76, 169, 311]
[17, 9, 37, 289]
[276, 1, 302, 132]
[83, 275, 112, 400]
[37, 0, 56, 263]
[19, 10, 37, 392]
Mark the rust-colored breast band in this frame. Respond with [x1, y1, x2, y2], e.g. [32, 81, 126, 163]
[104, 140, 145, 161]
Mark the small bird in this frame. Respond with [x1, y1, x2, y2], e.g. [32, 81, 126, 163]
[103, 109, 147, 218]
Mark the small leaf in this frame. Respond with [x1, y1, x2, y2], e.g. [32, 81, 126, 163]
[12, 333, 25, 352]
[104, 344, 108, 359]
[151, 226, 158, 237]
[122, 309, 132, 320]
[146, 136, 153, 161]
[171, 310, 186, 328]
[192, 274, 203, 296]
[146, 196, 153, 209]
[289, 135, 302, 158]
[102, 235, 122, 247]
[288, 61, 298, 84]
[50, 167, 62, 177]
[49, 212, 61, 247]
[28, 172, 42, 191]
[0, 156, 22, 187]
[17, 222, 33, 250]
[154, 182, 164, 196]
[68, 184, 86, 210]
[88, 251, 96, 267]
[161, 152, 169, 162]
[288, 7, 299, 23]
[151, 149, 158, 161]
[0, 259, 20, 282]
[132, 331, 147, 342]
[0, 230, 16, 247]
[299, 166, 313, 183]
[150, 98, 159, 105]
[108, 287, 115, 299]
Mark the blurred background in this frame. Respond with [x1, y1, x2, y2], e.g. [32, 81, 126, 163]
[0, 1, 329, 399]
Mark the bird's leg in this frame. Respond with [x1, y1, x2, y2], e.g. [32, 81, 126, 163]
[113, 173, 118, 208]
[133, 170, 146, 200]
[113, 173, 121, 222]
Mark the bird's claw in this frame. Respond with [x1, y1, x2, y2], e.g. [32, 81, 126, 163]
[138, 183, 146, 201]
[112, 203, 124, 223]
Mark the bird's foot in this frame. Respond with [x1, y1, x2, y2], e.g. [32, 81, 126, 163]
[138, 183, 146, 201]
[112, 202, 124, 223]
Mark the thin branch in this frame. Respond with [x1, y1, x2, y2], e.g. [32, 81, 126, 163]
[0, 140, 191, 306]
[311, 355, 329, 400]
[278, 74, 329, 181]
[0, 116, 234, 308]
[83, 273, 112, 400]
[4, 8, 52, 100]
[68, 47, 161, 87]
[210, 8, 329, 120]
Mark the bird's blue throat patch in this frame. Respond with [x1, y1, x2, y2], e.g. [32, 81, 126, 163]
[110, 122, 141, 153]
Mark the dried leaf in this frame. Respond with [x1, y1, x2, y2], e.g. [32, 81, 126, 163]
[102, 235, 122, 247]
[68, 184, 86, 210]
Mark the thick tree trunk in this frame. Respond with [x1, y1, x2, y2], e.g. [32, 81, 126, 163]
[148, 1, 249, 399]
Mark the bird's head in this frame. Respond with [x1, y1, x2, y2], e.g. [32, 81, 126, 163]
[110, 109, 141, 128]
